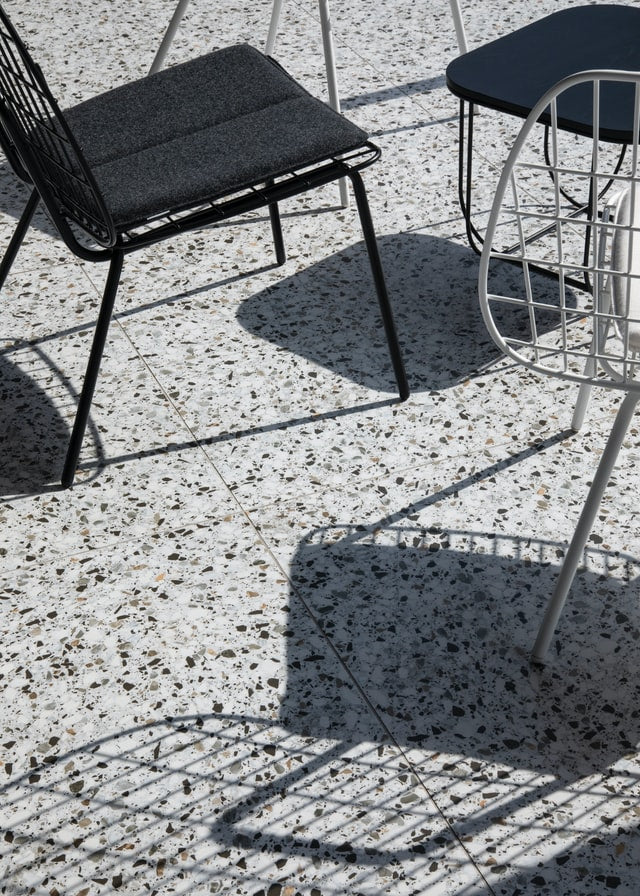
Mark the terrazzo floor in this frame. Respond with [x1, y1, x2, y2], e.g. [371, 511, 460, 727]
[1, 0, 640, 894]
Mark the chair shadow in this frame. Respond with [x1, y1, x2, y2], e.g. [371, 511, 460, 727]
[0, 352, 70, 496]
[0, 178, 580, 492]
[277, 522, 640, 888]
[0, 229, 578, 493]
[283, 525, 640, 777]
[1, 528, 637, 892]
[237, 231, 578, 394]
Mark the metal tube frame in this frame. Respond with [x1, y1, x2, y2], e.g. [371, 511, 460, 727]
[531, 390, 640, 662]
[458, 98, 608, 293]
[0, 188, 39, 290]
[0, 147, 407, 488]
[349, 169, 409, 402]
[61, 250, 124, 488]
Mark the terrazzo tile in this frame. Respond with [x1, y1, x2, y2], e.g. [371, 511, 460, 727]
[0, 269, 243, 565]
[252, 426, 640, 893]
[252, 398, 637, 594]
[115, 227, 583, 506]
[0, 720, 489, 895]
[0, 525, 488, 896]
[3, 0, 640, 892]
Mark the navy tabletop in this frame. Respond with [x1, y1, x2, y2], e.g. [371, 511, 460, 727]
[446, 5, 640, 144]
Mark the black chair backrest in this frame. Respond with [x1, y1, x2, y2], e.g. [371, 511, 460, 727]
[0, 5, 114, 247]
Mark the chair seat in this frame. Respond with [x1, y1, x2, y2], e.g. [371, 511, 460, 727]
[65, 44, 367, 228]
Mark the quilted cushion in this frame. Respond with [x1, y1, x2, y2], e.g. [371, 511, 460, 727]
[65, 44, 368, 227]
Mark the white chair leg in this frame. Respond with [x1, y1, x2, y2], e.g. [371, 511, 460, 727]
[318, 0, 349, 208]
[572, 214, 614, 433]
[153, 0, 347, 207]
[265, 0, 283, 55]
[532, 390, 640, 663]
[571, 382, 593, 431]
[266, 0, 347, 208]
[149, 0, 192, 74]
[571, 383, 591, 432]
[572, 356, 597, 432]
[449, 0, 469, 54]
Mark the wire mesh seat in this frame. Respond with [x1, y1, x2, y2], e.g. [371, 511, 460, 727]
[478, 69, 640, 663]
[0, 5, 408, 487]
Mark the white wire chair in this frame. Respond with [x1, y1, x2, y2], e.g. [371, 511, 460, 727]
[478, 70, 640, 663]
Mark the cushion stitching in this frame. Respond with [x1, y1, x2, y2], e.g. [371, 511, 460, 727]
[80, 92, 338, 168]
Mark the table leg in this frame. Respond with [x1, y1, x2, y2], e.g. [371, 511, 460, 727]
[457, 100, 484, 253]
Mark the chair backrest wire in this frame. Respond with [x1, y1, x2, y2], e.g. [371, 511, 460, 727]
[479, 69, 640, 396]
[0, 6, 114, 247]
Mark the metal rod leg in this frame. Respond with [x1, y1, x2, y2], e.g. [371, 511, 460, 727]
[269, 201, 286, 265]
[0, 189, 39, 290]
[572, 355, 599, 432]
[349, 170, 409, 401]
[149, 0, 192, 74]
[531, 391, 640, 662]
[318, 0, 349, 208]
[571, 381, 593, 432]
[265, 0, 284, 54]
[61, 250, 124, 488]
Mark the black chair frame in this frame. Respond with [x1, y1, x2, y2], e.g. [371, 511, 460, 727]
[456, 99, 626, 276]
[0, 7, 409, 488]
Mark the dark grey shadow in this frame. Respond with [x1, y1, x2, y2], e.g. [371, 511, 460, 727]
[1, 523, 637, 892]
[0, 351, 70, 495]
[284, 526, 640, 776]
[237, 232, 579, 393]
[340, 75, 447, 110]
[278, 520, 640, 892]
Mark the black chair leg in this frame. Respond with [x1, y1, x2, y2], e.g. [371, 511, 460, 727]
[269, 201, 286, 265]
[0, 188, 39, 290]
[348, 170, 409, 401]
[61, 249, 124, 488]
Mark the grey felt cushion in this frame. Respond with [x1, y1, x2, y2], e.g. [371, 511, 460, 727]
[64, 44, 368, 228]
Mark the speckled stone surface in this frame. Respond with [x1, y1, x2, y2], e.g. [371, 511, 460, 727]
[1, 1, 640, 894]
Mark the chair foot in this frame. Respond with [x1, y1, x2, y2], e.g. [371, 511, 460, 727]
[268, 201, 286, 265]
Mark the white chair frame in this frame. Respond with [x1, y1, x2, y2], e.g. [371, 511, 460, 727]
[478, 69, 640, 663]
[448, 0, 469, 54]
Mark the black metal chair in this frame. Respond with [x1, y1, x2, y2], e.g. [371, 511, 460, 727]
[0, 6, 408, 488]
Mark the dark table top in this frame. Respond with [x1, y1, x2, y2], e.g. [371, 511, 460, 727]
[446, 4, 640, 144]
